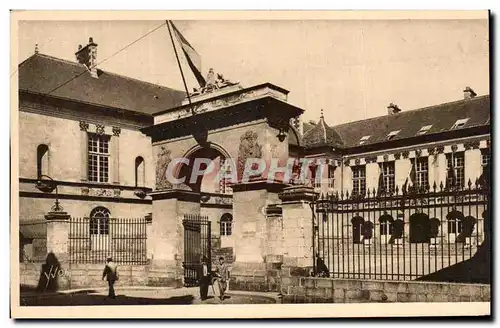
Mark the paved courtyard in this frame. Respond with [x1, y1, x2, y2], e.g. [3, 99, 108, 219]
[20, 287, 279, 306]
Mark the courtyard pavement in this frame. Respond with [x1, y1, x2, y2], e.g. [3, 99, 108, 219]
[20, 286, 280, 306]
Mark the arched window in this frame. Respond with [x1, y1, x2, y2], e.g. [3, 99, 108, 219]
[37, 144, 49, 178]
[379, 214, 394, 236]
[446, 210, 464, 234]
[135, 156, 145, 187]
[220, 213, 233, 236]
[89, 206, 110, 235]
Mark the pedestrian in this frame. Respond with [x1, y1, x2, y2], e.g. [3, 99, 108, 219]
[199, 256, 210, 301]
[214, 256, 229, 301]
[102, 257, 119, 298]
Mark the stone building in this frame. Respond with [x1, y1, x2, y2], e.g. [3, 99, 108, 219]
[18, 38, 185, 261]
[18, 36, 490, 288]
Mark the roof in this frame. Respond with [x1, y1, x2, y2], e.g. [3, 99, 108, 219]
[302, 114, 344, 149]
[301, 95, 489, 149]
[18, 53, 186, 115]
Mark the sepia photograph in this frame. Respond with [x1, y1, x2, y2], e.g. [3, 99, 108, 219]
[10, 10, 491, 318]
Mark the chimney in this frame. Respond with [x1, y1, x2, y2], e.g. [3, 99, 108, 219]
[75, 37, 98, 78]
[463, 86, 477, 100]
[387, 103, 401, 115]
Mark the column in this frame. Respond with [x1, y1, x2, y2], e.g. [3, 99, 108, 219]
[435, 151, 447, 188]
[112, 126, 121, 184]
[145, 213, 153, 261]
[342, 163, 352, 195]
[427, 150, 436, 189]
[79, 121, 89, 181]
[44, 211, 71, 290]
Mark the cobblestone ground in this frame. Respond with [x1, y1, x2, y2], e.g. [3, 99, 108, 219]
[20, 287, 278, 306]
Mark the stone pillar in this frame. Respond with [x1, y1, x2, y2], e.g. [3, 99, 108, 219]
[145, 213, 153, 261]
[279, 185, 318, 268]
[45, 211, 70, 262]
[112, 127, 121, 184]
[79, 121, 89, 181]
[231, 180, 286, 263]
[44, 211, 71, 290]
[342, 164, 353, 195]
[149, 189, 200, 286]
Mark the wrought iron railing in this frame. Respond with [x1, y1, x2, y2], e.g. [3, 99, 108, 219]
[69, 217, 148, 264]
[311, 181, 489, 281]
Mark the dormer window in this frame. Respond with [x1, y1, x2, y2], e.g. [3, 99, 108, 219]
[417, 125, 432, 135]
[451, 118, 470, 130]
[386, 130, 401, 141]
[359, 135, 371, 145]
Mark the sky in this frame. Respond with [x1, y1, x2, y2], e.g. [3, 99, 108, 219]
[17, 19, 489, 125]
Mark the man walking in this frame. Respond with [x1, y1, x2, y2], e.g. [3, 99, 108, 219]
[102, 257, 119, 298]
[214, 256, 229, 301]
[199, 256, 210, 301]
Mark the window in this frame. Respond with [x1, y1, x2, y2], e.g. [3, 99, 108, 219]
[414, 157, 429, 189]
[386, 130, 401, 141]
[417, 125, 432, 135]
[219, 158, 233, 194]
[451, 118, 470, 130]
[89, 206, 110, 235]
[446, 152, 465, 188]
[220, 214, 233, 236]
[352, 166, 366, 196]
[88, 133, 110, 183]
[359, 135, 371, 145]
[447, 217, 463, 234]
[135, 157, 145, 187]
[37, 144, 49, 178]
[381, 162, 395, 193]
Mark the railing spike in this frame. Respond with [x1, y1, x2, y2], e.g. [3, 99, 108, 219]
[439, 181, 444, 191]
[468, 179, 473, 189]
[433, 181, 437, 191]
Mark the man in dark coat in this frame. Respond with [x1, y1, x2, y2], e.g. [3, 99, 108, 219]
[199, 256, 210, 301]
[102, 257, 119, 298]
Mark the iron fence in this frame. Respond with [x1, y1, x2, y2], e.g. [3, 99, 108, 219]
[311, 182, 489, 281]
[69, 217, 148, 264]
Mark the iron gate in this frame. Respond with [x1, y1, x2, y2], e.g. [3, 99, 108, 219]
[182, 214, 211, 287]
[311, 181, 489, 281]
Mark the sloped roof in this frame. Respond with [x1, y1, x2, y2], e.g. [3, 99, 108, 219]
[302, 115, 344, 149]
[18, 53, 186, 115]
[332, 95, 490, 148]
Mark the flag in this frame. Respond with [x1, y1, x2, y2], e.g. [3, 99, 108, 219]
[169, 21, 206, 88]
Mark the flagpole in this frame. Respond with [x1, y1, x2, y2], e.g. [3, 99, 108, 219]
[166, 20, 193, 110]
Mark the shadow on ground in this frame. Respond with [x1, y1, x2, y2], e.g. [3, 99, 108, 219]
[21, 291, 195, 306]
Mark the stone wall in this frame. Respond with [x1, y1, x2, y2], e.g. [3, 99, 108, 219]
[19, 262, 182, 292]
[280, 267, 490, 303]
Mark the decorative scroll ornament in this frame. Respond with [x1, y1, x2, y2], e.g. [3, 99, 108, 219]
[415, 149, 422, 158]
[365, 156, 377, 164]
[237, 131, 262, 181]
[401, 150, 410, 159]
[464, 140, 480, 150]
[155, 146, 173, 190]
[451, 144, 458, 153]
[79, 121, 89, 131]
[436, 146, 445, 154]
[95, 124, 105, 135]
[343, 159, 350, 167]
[113, 189, 121, 197]
[354, 158, 361, 166]
[112, 126, 121, 137]
[383, 154, 389, 162]
[427, 147, 436, 155]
